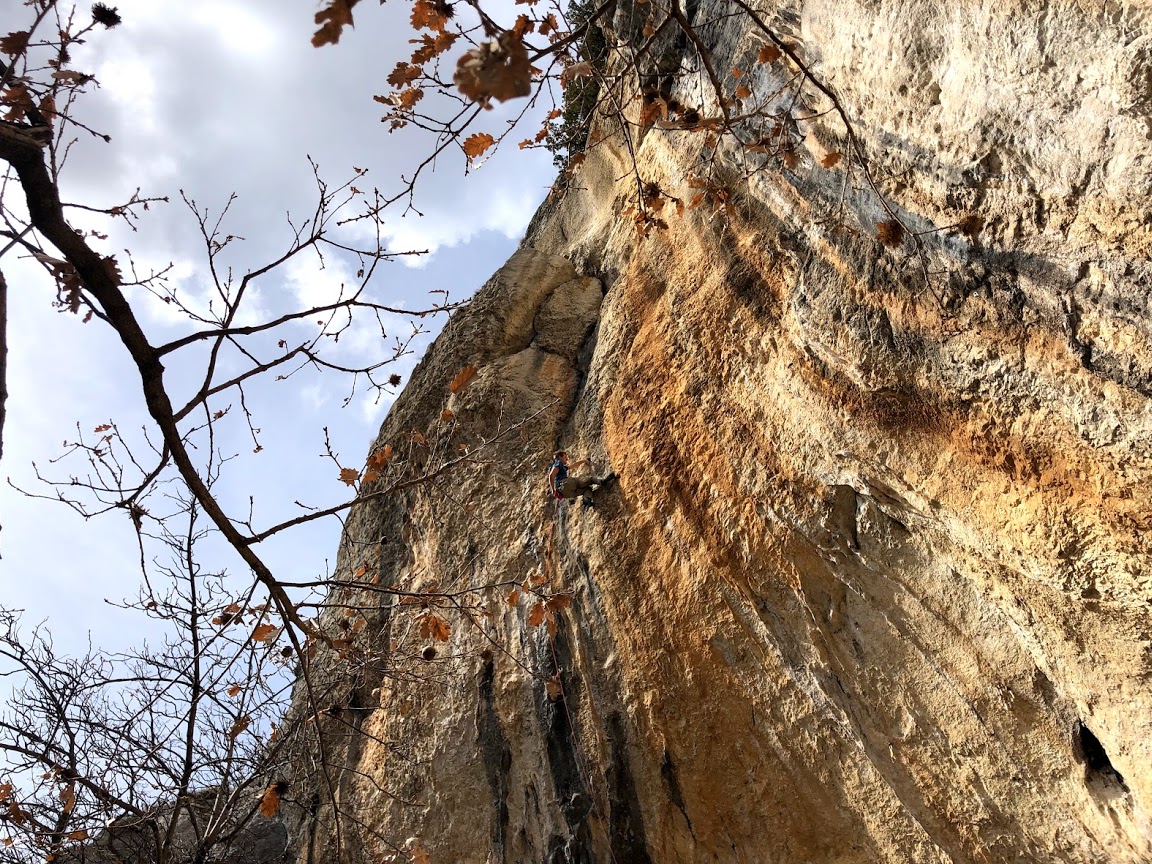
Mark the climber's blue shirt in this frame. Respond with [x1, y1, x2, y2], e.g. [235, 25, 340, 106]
[549, 460, 568, 497]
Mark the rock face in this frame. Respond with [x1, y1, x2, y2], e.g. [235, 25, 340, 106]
[295, 1, 1152, 861]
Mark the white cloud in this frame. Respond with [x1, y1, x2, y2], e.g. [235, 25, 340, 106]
[298, 381, 329, 413]
[287, 251, 354, 312]
[187, 1, 285, 60]
[377, 174, 550, 261]
[0, 0, 559, 658]
[97, 54, 159, 119]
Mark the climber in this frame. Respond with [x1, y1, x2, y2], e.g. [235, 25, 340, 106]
[547, 450, 616, 503]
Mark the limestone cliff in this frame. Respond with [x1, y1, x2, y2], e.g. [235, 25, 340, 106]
[293, 1, 1152, 861]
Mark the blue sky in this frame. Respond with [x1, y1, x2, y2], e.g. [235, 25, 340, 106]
[0, 0, 558, 654]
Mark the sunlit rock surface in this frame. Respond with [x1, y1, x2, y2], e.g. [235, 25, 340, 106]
[291, 0, 1152, 861]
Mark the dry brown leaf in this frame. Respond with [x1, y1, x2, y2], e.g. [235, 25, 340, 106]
[1, 84, 33, 122]
[527, 602, 546, 628]
[410, 0, 451, 32]
[876, 219, 905, 247]
[312, 0, 360, 47]
[545, 594, 571, 612]
[506, 588, 520, 607]
[38, 93, 56, 124]
[367, 444, 392, 470]
[102, 255, 122, 287]
[252, 623, 277, 643]
[454, 32, 532, 105]
[67, 830, 89, 842]
[566, 61, 593, 80]
[387, 63, 422, 88]
[229, 716, 252, 741]
[419, 613, 451, 642]
[956, 213, 984, 238]
[339, 467, 360, 486]
[6, 800, 25, 826]
[410, 30, 457, 64]
[757, 44, 781, 64]
[820, 151, 842, 169]
[59, 783, 75, 814]
[51, 70, 90, 84]
[0, 31, 29, 56]
[545, 675, 562, 700]
[441, 409, 455, 421]
[449, 365, 478, 393]
[436, 30, 460, 57]
[462, 132, 495, 160]
[638, 97, 667, 128]
[226, 684, 242, 698]
[259, 782, 287, 818]
[734, 83, 751, 101]
[396, 87, 424, 110]
[781, 147, 800, 169]
[538, 12, 559, 35]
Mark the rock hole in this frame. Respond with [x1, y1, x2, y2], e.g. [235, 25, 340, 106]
[828, 484, 860, 551]
[1073, 720, 1128, 792]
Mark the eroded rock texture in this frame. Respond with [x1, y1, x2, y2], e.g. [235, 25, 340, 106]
[293, 0, 1152, 861]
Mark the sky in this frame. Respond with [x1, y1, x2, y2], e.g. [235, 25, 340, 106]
[0, 0, 559, 655]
